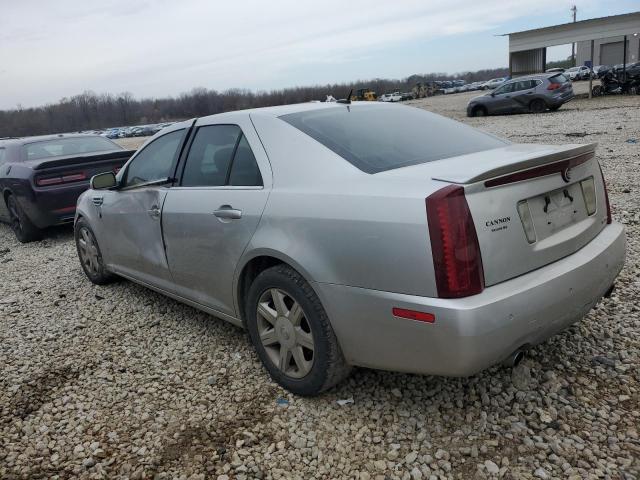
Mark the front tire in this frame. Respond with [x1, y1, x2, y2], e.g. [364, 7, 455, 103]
[74, 219, 115, 285]
[472, 106, 487, 117]
[245, 265, 351, 396]
[7, 194, 42, 243]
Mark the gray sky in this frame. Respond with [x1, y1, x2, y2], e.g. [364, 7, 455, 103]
[0, 0, 633, 109]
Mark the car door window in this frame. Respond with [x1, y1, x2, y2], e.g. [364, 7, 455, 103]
[124, 130, 184, 187]
[494, 83, 514, 95]
[181, 125, 241, 187]
[181, 125, 262, 187]
[229, 134, 263, 186]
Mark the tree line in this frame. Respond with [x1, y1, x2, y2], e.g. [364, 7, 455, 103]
[0, 68, 509, 137]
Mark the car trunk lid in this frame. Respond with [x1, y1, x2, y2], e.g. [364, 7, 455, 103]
[443, 143, 607, 287]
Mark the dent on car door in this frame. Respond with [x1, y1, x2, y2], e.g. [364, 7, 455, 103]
[162, 121, 271, 316]
[96, 128, 186, 291]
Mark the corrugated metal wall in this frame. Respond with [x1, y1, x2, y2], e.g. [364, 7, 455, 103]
[510, 48, 546, 76]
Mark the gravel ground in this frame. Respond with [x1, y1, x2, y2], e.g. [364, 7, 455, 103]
[1, 85, 639, 479]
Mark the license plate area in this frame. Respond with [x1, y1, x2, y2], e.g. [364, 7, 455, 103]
[525, 182, 588, 239]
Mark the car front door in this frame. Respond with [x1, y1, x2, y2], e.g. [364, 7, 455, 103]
[490, 82, 516, 114]
[161, 118, 271, 316]
[96, 127, 187, 291]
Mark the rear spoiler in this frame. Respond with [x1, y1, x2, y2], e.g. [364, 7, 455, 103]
[31, 149, 136, 171]
[431, 143, 597, 185]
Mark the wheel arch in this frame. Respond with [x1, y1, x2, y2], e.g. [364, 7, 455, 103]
[234, 249, 318, 325]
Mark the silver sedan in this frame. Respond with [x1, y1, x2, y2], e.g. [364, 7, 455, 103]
[75, 102, 625, 395]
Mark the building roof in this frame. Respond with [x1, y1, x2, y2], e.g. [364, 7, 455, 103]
[503, 11, 640, 52]
[500, 11, 640, 36]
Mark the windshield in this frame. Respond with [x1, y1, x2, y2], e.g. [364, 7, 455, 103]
[280, 105, 508, 174]
[24, 136, 121, 160]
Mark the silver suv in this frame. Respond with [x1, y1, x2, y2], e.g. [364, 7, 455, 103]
[467, 73, 574, 117]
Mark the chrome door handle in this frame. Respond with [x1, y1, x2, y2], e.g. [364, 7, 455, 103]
[147, 206, 161, 219]
[213, 206, 242, 220]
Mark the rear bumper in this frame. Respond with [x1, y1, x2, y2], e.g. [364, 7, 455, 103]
[314, 222, 625, 376]
[548, 90, 574, 106]
[21, 182, 90, 228]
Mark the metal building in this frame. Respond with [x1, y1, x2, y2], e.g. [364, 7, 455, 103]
[503, 11, 640, 77]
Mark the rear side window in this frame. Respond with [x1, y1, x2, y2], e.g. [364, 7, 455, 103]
[550, 74, 569, 84]
[182, 125, 240, 187]
[281, 105, 508, 174]
[181, 125, 262, 187]
[24, 136, 121, 160]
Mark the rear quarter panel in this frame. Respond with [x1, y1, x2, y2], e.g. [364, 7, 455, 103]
[245, 113, 439, 298]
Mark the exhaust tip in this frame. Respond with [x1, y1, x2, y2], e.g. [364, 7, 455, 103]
[512, 351, 524, 367]
[503, 348, 526, 368]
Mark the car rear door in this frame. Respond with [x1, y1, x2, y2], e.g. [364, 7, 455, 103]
[96, 127, 187, 291]
[161, 117, 271, 316]
[509, 80, 538, 111]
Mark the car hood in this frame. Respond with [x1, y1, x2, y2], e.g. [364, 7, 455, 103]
[469, 94, 490, 103]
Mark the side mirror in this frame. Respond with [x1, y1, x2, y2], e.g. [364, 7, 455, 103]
[91, 171, 117, 190]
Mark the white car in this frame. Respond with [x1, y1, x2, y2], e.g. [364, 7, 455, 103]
[379, 92, 402, 102]
[482, 78, 506, 90]
[566, 66, 592, 81]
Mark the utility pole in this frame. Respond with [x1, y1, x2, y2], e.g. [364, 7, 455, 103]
[571, 5, 577, 66]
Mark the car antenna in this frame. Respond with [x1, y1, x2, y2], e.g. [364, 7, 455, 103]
[337, 89, 352, 104]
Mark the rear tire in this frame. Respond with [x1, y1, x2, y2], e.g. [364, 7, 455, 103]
[245, 264, 351, 396]
[7, 194, 43, 243]
[592, 85, 602, 96]
[530, 99, 546, 114]
[74, 218, 115, 285]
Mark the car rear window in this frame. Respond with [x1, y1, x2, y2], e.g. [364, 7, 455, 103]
[550, 74, 569, 84]
[280, 105, 508, 173]
[24, 136, 121, 160]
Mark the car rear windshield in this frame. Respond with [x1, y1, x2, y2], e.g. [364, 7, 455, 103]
[280, 105, 508, 173]
[549, 74, 569, 84]
[24, 136, 120, 160]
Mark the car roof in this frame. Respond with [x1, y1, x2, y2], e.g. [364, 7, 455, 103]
[506, 73, 559, 82]
[198, 100, 389, 122]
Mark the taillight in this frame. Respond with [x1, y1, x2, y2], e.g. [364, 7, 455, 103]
[36, 171, 86, 187]
[426, 185, 485, 298]
[547, 83, 562, 91]
[598, 163, 612, 224]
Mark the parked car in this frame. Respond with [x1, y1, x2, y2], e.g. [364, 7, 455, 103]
[105, 128, 121, 139]
[481, 78, 506, 90]
[400, 92, 414, 101]
[566, 65, 592, 81]
[0, 134, 134, 242]
[467, 73, 574, 117]
[75, 102, 624, 395]
[379, 92, 402, 102]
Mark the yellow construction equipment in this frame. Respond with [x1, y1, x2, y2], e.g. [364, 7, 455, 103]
[350, 88, 377, 101]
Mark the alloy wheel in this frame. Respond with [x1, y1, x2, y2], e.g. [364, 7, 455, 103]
[256, 288, 315, 378]
[77, 227, 101, 276]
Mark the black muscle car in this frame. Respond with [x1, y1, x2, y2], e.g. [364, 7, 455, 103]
[0, 134, 134, 242]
